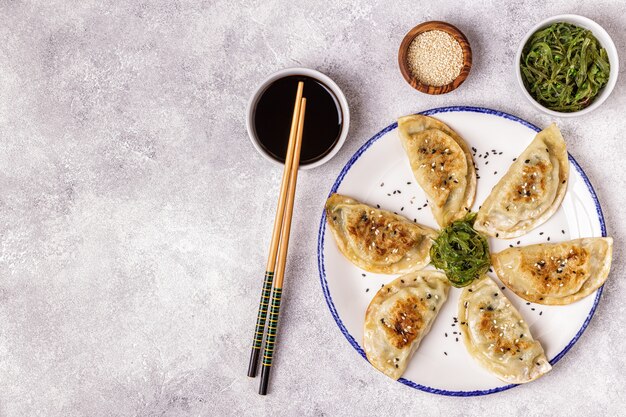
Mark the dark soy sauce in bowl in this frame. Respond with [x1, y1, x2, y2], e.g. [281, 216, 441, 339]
[252, 75, 343, 166]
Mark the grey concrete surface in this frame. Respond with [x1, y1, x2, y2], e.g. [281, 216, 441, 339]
[0, 0, 625, 416]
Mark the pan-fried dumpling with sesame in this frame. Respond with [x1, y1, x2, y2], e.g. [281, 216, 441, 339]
[364, 271, 450, 380]
[398, 114, 476, 228]
[459, 276, 551, 384]
[492, 237, 613, 305]
[325, 193, 437, 274]
[474, 124, 568, 238]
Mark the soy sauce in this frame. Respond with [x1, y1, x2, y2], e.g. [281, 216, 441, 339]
[253, 75, 343, 166]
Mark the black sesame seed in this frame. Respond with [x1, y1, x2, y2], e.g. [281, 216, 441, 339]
[561, 229, 565, 234]
[456, 337, 459, 342]
[547, 237, 550, 241]
[496, 233, 499, 237]
[485, 161, 489, 165]
[407, 181, 412, 185]
[539, 232, 544, 235]
[397, 190, 402, 194]
[400, 279, 405, 283]
[525, 159, 530, 163]
[366, 288, 369, 292]
[395, 364, 399, 368]
[445, 332, 448, 337]
[562, 180, 566, 184]
[393, 191, 396, 194]
[444, 352, 448, 356]
[539, 311, 543, 316]
[531, 307, 535, 311]
[427, 293, 432, 299]
[401, 207, 404, 211]
[380, 182, 384, 187]
[517, 241, 521, 245]
[494, 171, 497, 175]
[513, 158, 517, 161]
[526, 302, 531, 305]
[376, 204, 380, 208]
[509, 244, 514, 248]
[468, 289, 473, 292]
[501, 286, 505, 290]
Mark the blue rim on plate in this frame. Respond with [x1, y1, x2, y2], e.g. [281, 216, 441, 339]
[317, 106, 606, 397]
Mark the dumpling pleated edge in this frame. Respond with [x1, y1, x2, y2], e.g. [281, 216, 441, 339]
[325, 193, 438, 274]
[458, 276, 552, 384]
[364, 271, 450, 380]
[474, 123, 569, 238]
[397, 114, 477, 227]
[492, 237, 613, 305]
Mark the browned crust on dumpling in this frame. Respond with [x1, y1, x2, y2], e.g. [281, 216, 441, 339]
[404, 130, 467, 207]
[398, 115, 476, 227]
[380, 295, 427, 349]
[492, 237, 613, 305]
[475, 123, 569, 238]
[364, 272, 449, 380]
[325, 193, 437, 274]
[342, 206, 420, 264]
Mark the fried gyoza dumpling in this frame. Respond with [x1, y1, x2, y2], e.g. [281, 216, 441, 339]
[474, 124, 568, 238]
[492, 237, 613, 305]
[325, 193, 437, 274]
[398, 114, 476, 227]
[364, 271, 449, 379]
[459, 276, 551, 384]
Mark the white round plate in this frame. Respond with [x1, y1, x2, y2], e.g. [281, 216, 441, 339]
[317, 106, 606, 396]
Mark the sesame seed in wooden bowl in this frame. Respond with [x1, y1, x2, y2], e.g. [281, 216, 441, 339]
[398, 21, 472, 95]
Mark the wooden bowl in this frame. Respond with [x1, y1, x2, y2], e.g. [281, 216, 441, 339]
[398, 21, 472, 95]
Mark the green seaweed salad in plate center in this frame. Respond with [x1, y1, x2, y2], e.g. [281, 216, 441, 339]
[520, 22, 610, 112]
[430, 213, 490, 287]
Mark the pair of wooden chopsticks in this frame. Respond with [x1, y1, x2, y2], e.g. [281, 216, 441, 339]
[247, 81, 307, 395]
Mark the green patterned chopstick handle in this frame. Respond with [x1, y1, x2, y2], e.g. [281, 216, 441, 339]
[247, 271, 274, 378]
[259, 287, 282, 395]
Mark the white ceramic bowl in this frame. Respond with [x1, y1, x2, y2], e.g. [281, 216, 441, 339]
[246, 67, 350, 169]
[515, 14, 619, 117]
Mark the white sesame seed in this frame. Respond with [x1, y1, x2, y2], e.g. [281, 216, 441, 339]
[406, 30, 463, 86]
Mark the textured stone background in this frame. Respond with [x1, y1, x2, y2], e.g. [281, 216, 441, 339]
[0, 0, 624, 416]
